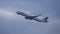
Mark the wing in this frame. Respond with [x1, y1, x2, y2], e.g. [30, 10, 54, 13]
[33, 18, 43, 22]
[31, 14, 42, 19]
[33, 17, 48, 23]
[16, 11, 29, 17]
[27, 14, 42, 20]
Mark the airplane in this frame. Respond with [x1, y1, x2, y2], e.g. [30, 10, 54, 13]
[16, 11, 48, 23]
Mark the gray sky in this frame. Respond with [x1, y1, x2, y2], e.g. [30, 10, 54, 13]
[0, 0, 60, 34]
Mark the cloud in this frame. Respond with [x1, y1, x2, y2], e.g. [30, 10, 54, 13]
[0, 8, 60, 34]
[0, 9, 16, 19]
[0, 0, 60, 34]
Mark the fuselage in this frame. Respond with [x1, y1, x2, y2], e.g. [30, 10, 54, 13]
[16, 11, 35, 20]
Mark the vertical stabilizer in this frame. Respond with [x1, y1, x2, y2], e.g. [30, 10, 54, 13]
[43, 17, 48, 22]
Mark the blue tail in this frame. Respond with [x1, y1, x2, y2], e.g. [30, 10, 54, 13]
[43, 17, 48, 22]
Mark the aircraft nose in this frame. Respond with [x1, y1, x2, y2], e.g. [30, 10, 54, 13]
[16, 11, 20, 13]
[16, 11, 20, 14]
[16, 12, 17, 13]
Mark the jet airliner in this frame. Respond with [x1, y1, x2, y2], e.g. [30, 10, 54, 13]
[16, 11, 48, 23]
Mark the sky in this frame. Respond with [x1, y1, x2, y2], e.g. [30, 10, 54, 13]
[0, 0, 60, 34]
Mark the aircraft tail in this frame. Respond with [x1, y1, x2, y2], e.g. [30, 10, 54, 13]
[43, 17, 48, 22]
